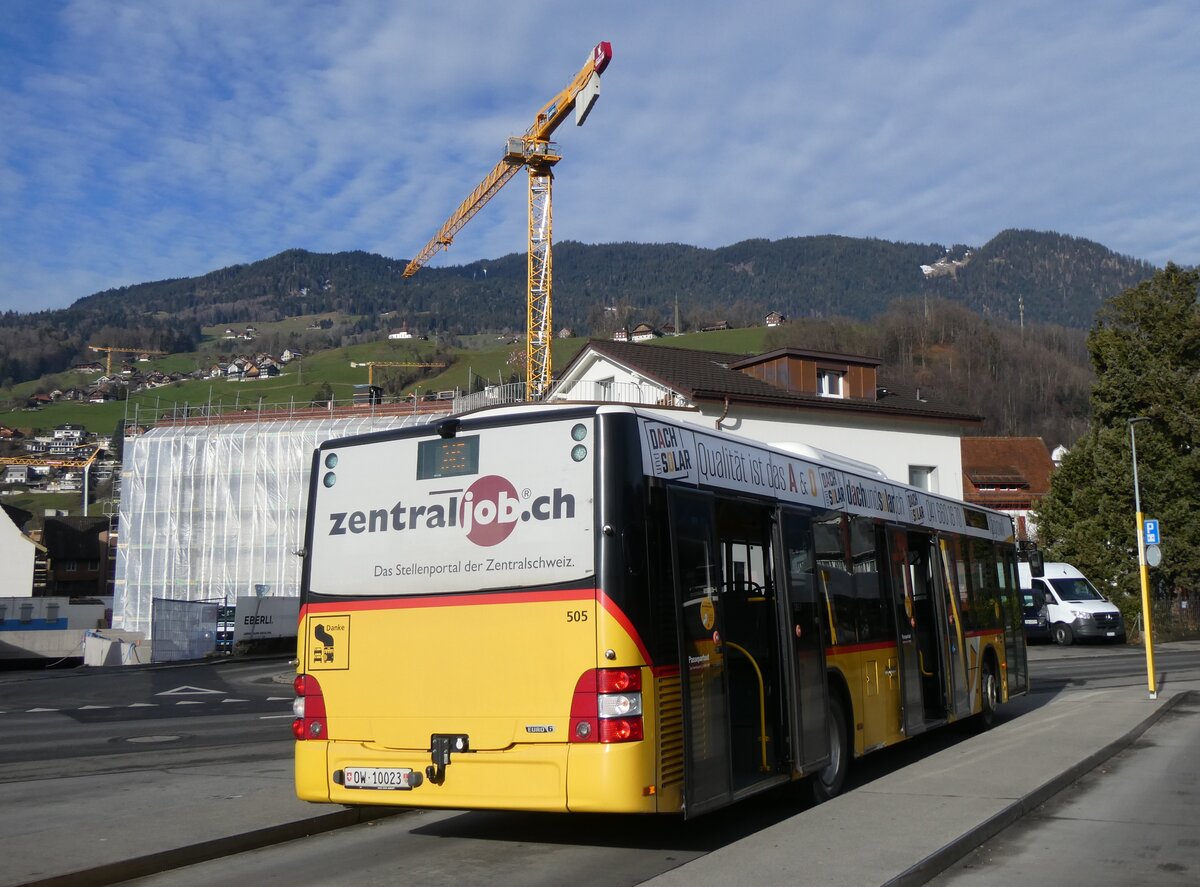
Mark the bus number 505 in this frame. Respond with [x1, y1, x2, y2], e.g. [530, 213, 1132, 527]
[567, 610, 589, 623]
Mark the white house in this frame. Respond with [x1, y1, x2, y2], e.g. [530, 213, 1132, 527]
[630, 323, 662, 342]
[548, 341, 982, 498]
[388, 326, 413, 340]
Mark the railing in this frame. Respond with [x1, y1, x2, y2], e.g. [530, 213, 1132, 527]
[545, 378, 688, 407]
[121, 378, 692, 434]
[122, 394, 456, 432]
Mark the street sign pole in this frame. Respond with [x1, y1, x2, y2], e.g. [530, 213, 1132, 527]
[1129, 418, 1157, 699]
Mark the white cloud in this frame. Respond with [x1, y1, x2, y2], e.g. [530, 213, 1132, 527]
[1, 0, 1198, 313]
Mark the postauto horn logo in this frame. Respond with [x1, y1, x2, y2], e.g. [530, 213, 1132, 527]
[327, 474, 576, 548]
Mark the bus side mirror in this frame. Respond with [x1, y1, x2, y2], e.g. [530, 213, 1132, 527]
[1029, 550, 1045, 578]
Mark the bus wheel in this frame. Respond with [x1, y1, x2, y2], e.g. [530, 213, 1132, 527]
[812, 694, 850, 803]
[977, 658, 999, 730]
[1053, 623, 1074, 646]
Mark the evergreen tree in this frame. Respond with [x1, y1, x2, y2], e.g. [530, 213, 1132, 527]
[1036, 264, 1200, 621]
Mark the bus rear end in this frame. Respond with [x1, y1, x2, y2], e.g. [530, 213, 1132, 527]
[293, 408, 665, 813]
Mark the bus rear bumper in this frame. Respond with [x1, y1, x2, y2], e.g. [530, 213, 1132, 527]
[313, 740, 569, 811]
[296, 740, 666, 813]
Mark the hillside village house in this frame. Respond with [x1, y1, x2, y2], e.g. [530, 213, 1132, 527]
[630, 323, 662, 342]
[549, 340, 983, 498]
[3, 465, 32, 485]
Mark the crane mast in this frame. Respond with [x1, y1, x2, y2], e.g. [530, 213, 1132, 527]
[403, 41, 612, 398]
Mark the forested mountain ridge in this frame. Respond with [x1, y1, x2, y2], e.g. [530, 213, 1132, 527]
[0, 228, 1158, 388]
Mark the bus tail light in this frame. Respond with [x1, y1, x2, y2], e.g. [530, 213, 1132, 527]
[570, 668, 643, 743]
[292, 674, 329, 741]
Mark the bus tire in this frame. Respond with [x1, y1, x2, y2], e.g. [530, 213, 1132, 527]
[811, 693, 850, 803]
[1053, 623, 1074, 646]
[977, 656, 999, 731]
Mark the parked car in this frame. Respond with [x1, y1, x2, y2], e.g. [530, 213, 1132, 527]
[1018, 561, 1125, 645]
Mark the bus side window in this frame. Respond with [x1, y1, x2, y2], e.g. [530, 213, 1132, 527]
[643, 485, 682, 663]
[849, 517, 892, 643]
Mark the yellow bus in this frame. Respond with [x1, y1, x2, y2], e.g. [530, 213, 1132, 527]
[293, 403, 1027, 816]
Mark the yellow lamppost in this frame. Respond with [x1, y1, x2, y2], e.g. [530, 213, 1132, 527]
[1128, 417, 1157, 699]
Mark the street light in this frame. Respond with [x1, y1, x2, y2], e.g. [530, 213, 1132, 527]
[1128, 417, 1157, 699]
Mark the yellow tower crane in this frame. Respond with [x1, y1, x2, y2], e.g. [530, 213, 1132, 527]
[403, 41, 612, 399]
[349, 361, 447, 386]
[89, 344, 168, 375]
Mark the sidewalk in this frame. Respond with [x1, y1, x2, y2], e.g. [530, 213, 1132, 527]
[646, 684, 1186, 887]
[5, 670, 1192, 887]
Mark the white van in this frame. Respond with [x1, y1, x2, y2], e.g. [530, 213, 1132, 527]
[1017, 561, 1126, 645]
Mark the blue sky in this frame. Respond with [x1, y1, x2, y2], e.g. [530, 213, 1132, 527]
[2, 0, 1197, 313]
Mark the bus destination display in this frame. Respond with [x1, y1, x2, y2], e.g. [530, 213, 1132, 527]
[416, 436, 480, 479]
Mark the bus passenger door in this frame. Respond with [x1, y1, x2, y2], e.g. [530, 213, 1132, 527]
[905, 532, 948, 723]
[937, 538, 972, 719]
[667, 488, 733, 816]
[778, 509, 830, 773]
[886, 528, 928, 737]
[1000, 548, 1029, 696]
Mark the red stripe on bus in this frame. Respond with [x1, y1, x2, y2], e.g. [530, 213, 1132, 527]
[597, 589, 654, 666]
[300, 586, 595, 615]
[824, 640, 897, 656]
[964, 629, 1002, 639]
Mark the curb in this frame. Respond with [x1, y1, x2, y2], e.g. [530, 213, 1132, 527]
[16, 806, 402, 887]
[881, 689, 1189, 887]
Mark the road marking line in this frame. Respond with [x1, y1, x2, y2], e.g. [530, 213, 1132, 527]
[157, 685, 227, 696]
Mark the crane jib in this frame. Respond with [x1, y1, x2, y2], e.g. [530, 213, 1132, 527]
[404, 41, 612, 396]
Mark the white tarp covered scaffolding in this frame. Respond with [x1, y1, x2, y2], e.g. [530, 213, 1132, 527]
[114, 413, 438, 641]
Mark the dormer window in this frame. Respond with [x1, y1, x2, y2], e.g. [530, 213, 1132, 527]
[816, 369, 844, 398]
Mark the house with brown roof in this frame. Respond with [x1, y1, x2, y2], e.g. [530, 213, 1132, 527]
[630, 323, 662, 342]
[549, 340, 983, 498]
[960, 437, 1055, 542]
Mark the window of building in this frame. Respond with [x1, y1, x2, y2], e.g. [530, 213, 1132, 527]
[816, 369, 844, 398]
[909, 465, 937, 491]
[596, 376, 614, 398]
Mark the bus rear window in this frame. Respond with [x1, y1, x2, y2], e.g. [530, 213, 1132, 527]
[417, 436, 479, 479]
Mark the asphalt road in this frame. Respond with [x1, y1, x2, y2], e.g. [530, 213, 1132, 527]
[4, 644, 1200, 887]
[0, 658, 294, 775]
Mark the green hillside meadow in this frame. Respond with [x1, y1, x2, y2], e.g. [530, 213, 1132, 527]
[0, 326, 769, 435]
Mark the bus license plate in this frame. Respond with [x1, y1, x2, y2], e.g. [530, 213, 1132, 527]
[1106, 631, 1116, 637]
[343, 767, 416, 790]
